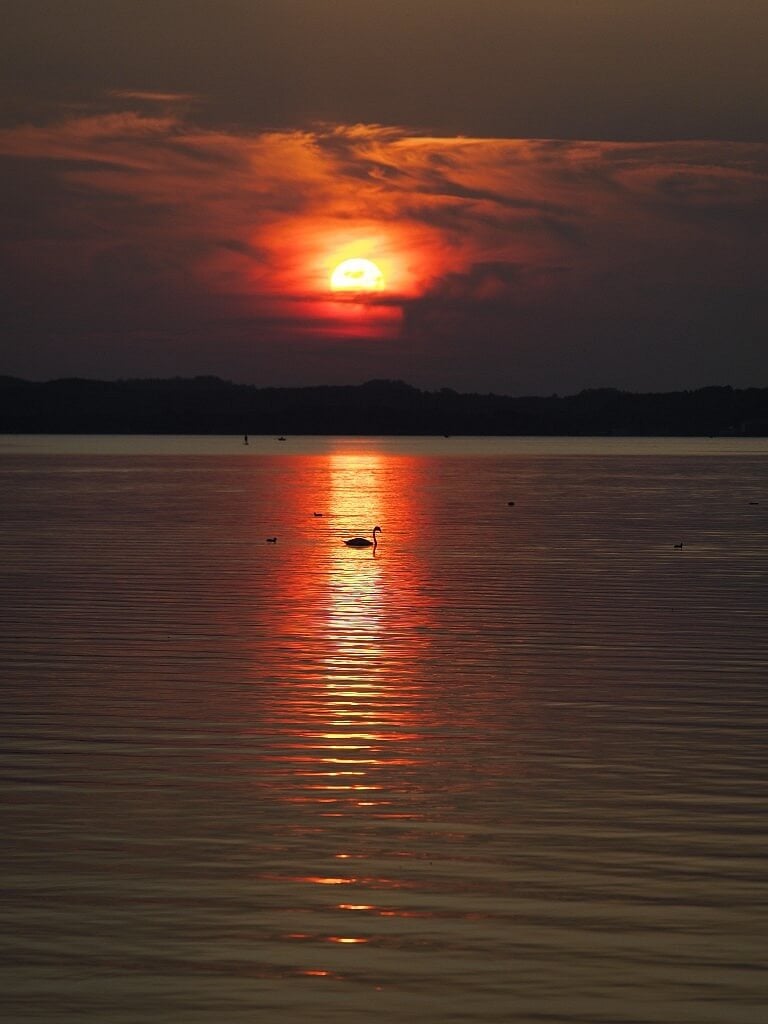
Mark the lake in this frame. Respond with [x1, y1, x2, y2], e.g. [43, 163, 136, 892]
[2, 436, 767, 1024]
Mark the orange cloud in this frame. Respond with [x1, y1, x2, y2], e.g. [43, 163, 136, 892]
[1, 104, 767, 389]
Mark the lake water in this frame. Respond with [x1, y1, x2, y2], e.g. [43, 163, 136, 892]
[2, 436, 767, 1024]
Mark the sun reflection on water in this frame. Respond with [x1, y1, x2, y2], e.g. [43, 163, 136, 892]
[300, 451, 431, 816]
[239, 448, 443, 958]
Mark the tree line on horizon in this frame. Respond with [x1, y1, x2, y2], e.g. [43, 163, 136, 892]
[1, 375, 767, 436]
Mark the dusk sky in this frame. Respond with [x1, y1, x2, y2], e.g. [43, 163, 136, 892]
[2, 1, 767, 394]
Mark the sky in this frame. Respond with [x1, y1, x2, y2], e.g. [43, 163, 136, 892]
[1, 1, 767, 395]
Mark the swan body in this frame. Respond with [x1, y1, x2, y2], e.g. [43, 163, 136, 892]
[344, 526, 382, 548]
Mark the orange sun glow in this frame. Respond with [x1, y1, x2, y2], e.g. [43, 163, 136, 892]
[330, 258, 384, 293]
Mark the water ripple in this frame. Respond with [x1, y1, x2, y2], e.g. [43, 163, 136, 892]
[1, 442, 767, 1023]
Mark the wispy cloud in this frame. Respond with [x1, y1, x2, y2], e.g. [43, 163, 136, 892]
[108, 90, 201, 105]
[1, 103, 767, 389]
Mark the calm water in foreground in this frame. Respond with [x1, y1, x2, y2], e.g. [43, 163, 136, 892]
[1, 436, 767, 1024]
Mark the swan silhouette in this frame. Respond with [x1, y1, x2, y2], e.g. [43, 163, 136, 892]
[344, 526, 382, 548]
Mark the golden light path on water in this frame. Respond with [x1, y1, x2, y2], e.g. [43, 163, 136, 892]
[263, 452, 439, 957]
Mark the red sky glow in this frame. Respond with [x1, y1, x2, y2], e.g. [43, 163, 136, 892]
[2, 1, 768, 393]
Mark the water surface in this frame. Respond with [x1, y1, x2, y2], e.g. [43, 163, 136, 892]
[2, 437, 766, 1023]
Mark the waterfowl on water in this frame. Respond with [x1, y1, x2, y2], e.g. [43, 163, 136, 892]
[344, 526, 382, 548]
[674, 542, 683, 549]
[266, 537, 277, 543]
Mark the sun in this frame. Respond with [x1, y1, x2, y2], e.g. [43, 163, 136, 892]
[330, 257, 384, 293]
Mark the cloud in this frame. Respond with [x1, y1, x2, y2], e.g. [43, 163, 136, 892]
[108, 90, 200, 105]
[1, 103, 767, 390]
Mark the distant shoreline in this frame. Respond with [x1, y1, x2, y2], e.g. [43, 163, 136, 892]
[1, 376, 767, 437]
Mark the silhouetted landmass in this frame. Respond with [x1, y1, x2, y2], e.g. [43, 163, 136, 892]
[1, 376, 767, 436]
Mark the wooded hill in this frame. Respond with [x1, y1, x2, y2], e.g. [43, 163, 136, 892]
[1, 376, 767, 436]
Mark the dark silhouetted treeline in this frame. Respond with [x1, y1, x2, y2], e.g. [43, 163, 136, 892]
[1, 376, 767, 436]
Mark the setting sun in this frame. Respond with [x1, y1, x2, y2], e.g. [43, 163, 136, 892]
[330, 258, 384, 293]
